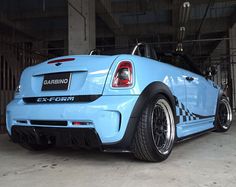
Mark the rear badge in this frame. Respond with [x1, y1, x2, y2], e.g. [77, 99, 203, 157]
[55, 63, 62, 66]
[42, 72, 71, 91]
[36, 96, 75, 103]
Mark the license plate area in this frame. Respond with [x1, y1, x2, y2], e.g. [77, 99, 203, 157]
[42, 72, 71, 91]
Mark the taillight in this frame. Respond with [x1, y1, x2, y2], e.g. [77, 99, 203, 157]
[112, 61, 133, 88]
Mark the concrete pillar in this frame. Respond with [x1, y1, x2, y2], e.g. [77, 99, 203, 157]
[229, 23, 236, 111]
[211, 40, 227, 85]
[68, 0, 95, 55]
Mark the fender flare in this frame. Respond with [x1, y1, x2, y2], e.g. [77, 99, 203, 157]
[103, 81, 176, 152]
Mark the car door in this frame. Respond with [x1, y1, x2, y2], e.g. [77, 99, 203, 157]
[179, 56, 219, 136]
[158, 53, 187, 126]
[184, 72, 218, 117]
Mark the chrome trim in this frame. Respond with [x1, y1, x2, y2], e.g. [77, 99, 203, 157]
[151, 99, 175, 155]
[131, 43, 144, 55]
[220, 98, 232, 129]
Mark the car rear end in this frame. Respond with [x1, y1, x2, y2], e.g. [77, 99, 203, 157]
[6, 55, 139, 151]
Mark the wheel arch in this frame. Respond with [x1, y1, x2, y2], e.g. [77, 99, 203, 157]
[130, 81, 176, 119]
[103, 81, 177, 152]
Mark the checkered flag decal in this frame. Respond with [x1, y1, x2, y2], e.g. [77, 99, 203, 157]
[176, 99, 199, 123]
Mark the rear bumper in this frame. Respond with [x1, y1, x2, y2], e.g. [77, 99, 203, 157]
[11, 126, 102, 149]
[6, 95, 138, 146]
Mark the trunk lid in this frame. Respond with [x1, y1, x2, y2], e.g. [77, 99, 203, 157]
[19, 55, 119, 97]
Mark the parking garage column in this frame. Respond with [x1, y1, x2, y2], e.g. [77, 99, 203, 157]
[229, 23, 236, 111]
[68, 0, 95, 55]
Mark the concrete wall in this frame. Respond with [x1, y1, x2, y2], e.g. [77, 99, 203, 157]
[211, 40, 228, 86]
[68, 0, 95, 55]
[0, 35, 46, 130]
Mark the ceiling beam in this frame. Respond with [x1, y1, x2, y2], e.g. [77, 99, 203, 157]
[0, 13, 40, 40]
[112, 0, 172, 14]
[188, 0, 236, 5]
[0, 12, 67, 41]
[111, 0, 235, 13]
[123, 23, 173, 36]
[96, 0, 123, 34]
[187, 17, 229, 35]
[7, 8, 67, 21]
[120, 17, 229, 37]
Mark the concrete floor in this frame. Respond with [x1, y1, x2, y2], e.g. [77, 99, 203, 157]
[0, 122, 236, 187]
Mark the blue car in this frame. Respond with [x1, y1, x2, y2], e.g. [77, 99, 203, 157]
[6, 43, 232, 162]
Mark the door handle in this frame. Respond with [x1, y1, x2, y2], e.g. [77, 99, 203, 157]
[186, 77, 194, 81]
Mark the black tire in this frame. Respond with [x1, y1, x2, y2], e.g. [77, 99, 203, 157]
[132, 94, 176, 162]
[215, 97, 232, 132]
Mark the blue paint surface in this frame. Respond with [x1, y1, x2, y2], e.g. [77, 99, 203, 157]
[6, 54, 220, 143]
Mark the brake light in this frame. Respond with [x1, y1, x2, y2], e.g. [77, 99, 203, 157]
[47, 58, 75, 64]
[112, 61, 133, 87]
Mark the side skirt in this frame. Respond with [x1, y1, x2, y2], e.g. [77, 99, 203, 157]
[176, 127, 216, 143]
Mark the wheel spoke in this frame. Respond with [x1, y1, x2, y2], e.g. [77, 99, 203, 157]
[217, 99, 232, 130]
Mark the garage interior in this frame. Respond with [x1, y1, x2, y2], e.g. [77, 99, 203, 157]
[0, 0, 236, 186]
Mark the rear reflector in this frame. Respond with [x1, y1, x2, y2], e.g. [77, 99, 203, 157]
[72, 121, 93, 125]
[47, 58, 75, 64]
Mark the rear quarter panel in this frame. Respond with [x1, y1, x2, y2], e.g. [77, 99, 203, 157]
[103, 54, 185, 102]
[103, 54, 220, 139]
